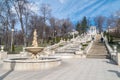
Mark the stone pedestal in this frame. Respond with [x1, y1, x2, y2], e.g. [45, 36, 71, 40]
[117, 53, 120, 65]
[0, 51, 7, 59]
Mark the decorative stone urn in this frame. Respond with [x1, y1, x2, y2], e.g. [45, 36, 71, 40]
[1, 45, 4, 52]
[0, 45, 7, 59]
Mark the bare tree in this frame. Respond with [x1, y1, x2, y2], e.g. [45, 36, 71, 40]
[61, 19, 73, 37]
[108, 10, 120, 37]
[115, 10, 120, 37]
[14, 30, 24, 45]
[11, 0, 34, 47]
[27, 15, 45, 44]
[49, 17, 58, 38]
[116, 18, 120, 37]
[94, 16, 105, 33]
[0, 0, 16, 50]
[40, 3, 52, 41]
[11, 0, 27, 46]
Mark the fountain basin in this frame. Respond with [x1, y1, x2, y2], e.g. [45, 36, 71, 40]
[3, 57, 61, 71]
[25, 47, 44, 55]
[25, 47, 44, 59]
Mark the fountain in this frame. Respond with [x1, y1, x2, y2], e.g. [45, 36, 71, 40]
[25, 29, 44, 59]
[3, 29, 61, 71]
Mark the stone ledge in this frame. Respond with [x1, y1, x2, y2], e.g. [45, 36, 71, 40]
[3, 57, 61, 71]
[0, 51, 7, 60]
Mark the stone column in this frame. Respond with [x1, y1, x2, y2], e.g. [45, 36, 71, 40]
[113, 45, 120, 65]
[117, 53, 120, 65]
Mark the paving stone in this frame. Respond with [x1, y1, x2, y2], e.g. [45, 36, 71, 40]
[0, 34, 120, 80]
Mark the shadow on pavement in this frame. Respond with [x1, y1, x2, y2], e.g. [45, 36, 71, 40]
[104, 59, 116, 65]
[0, 61, 16, 80]
[108, 70, 120, 78]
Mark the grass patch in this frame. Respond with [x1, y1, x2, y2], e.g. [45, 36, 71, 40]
[59, 44, 64, 47]
[15, 45, 23, 52]
[81, 43, 88, 50]
[8, 45, 22, 54]
[81, 43, 88, 47]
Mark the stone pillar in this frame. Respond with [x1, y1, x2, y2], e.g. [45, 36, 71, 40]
[1, 45, 4, 52]
[113, 45, 120, 65]
[117, 53, 120, 65]
[112, 45, 117, 55]
[110, 45, 117, 62]
[0, 45, 7, 59]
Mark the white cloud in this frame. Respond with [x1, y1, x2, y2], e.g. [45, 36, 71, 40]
[59, 0, 66, 4]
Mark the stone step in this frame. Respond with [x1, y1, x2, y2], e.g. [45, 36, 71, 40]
[55, 51, 75, 54]
[87, 55, 110, 59]
[88, 52, 108, 55]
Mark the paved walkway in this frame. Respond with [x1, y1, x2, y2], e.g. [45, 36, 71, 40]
[0, 59, 120, 80]
[87, 34, 108, 59]
[0, 34, 120, 80]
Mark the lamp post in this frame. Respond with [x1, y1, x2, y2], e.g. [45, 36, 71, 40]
[108, 26, 110, 42]
[11, 28, 14, 51]
[55, 30, 56, 43]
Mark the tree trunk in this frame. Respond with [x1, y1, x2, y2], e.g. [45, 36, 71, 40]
[20, 17, 26, 47]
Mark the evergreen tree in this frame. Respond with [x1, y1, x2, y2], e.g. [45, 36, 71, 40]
[76, 22, 82, 34]
[81, 16, 88, 33]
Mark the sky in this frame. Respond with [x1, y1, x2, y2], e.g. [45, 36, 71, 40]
[33, 0, 120, 22]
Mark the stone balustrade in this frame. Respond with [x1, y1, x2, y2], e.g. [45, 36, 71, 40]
[84, 41, 93, 54]
[104, 36, 120, 65]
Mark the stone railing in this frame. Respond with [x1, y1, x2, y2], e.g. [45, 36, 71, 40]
[49, 40, 67, 50]
[43, 40, 68, 55]
[84, 40, 93, 54]
[104, 36, 120, 65]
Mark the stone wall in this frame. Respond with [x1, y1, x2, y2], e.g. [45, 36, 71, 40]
[104, 36, 120, 65]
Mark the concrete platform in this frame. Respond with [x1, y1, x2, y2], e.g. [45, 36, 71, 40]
[0, 59, 120, 80]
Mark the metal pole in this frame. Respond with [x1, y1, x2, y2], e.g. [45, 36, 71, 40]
[55, 30, 56, 43]
[108, 26, 110, 42]
[11, 28, 14, 51]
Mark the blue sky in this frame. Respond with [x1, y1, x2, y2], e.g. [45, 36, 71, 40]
[33, 0, 120, 22]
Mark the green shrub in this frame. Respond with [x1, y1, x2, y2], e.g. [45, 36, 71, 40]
[109, 35, 113, 43]
[82, 44, 88, 46]
[56, 37, 61, 43]
[81, 47, 84, 50]
[86, 41, 91, 43]
[103, 31, 107, 37]
[59, 44, 64, 47]
[15, 45, 22, 52]
[81, 43, 88, 46]
[12, 44, 15, 52]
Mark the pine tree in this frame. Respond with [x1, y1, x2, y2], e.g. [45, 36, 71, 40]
[81, 16, 88, 33]
[76, 22, 81, 34]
